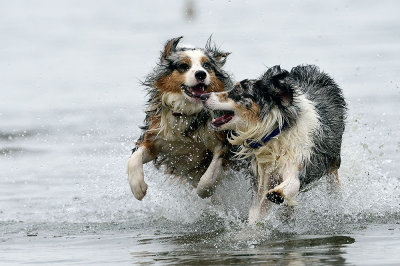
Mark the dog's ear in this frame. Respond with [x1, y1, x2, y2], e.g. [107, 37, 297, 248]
[214, 51, 231, 66]
[205, 35, 230, 67]
[257, 66, 293, 106]
[270, 66, 293, 106]
[161, 36, 183, 62]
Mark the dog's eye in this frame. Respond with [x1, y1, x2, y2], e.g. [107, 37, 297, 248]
[244, 101, 252, 109]
[228, 90, 242, 102]
[203, 62, 211, 70]
[177, 63, 190, 72]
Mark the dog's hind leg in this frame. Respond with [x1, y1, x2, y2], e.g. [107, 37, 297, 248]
[196, 144, 226, 199]
[326, 169, 341, 194]
[266, 163, 300, 206]
[331, 169, 341, 185]
[127, 146, 155, 200]
[328, 157, 341, 185]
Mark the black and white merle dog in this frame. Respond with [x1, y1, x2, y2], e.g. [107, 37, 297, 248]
[201, 65, 347, 223]
[127, 36, 233, 201]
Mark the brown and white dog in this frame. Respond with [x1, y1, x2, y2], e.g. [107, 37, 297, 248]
[127, 36, 233, 200]
[201, 65, 347, 224]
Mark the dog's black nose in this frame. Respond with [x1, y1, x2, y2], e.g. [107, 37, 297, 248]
[200, 93, 210, 101]
[195, 70, 207, 81]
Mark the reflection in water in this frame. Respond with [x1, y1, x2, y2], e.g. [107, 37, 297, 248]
[131, 230, 355, 265]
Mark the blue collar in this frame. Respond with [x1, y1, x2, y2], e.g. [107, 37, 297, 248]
[249, 121, 288, 149]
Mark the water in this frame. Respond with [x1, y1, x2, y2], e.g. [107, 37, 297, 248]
[1, 0, 400, 264]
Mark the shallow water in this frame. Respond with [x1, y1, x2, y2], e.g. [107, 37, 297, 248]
[1, 0, 400, 265]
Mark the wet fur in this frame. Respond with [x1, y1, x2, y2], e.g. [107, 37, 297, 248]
[127, 36, 233, 200]
[203, 65, 347, 223]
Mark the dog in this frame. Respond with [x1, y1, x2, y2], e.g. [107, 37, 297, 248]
[201, 65, 347, 223]
[127, 36, 233, 201]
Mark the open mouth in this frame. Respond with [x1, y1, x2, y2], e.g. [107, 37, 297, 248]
[211, 110, 235, 128]
[182, 83, 207, 99]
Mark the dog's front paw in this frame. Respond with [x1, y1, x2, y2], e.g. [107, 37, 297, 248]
[266, 190, 285, 205]
[129, 178, 148, 200]
[267, 176, 300, 206]
[196, 184, 215, 199]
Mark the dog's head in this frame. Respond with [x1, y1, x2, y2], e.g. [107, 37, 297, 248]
[147, 36, 231, 115]
[202, 65, 295, 131]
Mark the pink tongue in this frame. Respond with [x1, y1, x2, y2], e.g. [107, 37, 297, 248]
[212, 113, 233, 127]
[191, 84, 204, 95]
